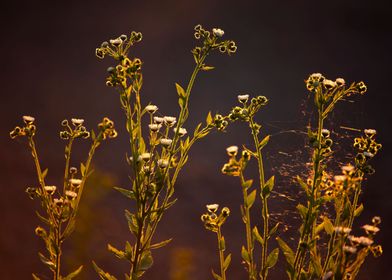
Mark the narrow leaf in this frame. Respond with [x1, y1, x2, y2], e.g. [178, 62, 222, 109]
[323, 216, 334, 235]
[354, 203, 364, 217]
[139, 251, 153, 271]
[32, 274, 41, 280]
[150, 238, 172, 250]
[42, 168, 48, 179]
[107, 244, 125, 259]
[201, 65, 215, 71]
[266, 248, 279, 268]
[80, 163, 86, 176]
[63, 265, 83, 280]
[92, 261, 117, 280]
[259, 135, 270, 150]
[223, 253, 232, 271]
[246, 190, 257, 208]
[276, 237, 294, 266]
[175, 83, 186, 98]
[114, 187, 136, 200]
[206, 111, 213, 125]
[296, 204, 307, 220]
[211, 269, 222, 280]
[242, 179, 253, 190]
[241, 246, 250, 263]
[252, 226, 264, 245]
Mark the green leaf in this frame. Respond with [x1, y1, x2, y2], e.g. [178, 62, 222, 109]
[32, 273, 41, 280]
[323, 216, 334, 235]
[315, 221, 324, 235]
[246, 190, 257, 208]
[223, 253, 232, 271]
[309, 251, 322, 277]
[206, 111, 213, 125]
[80, 163, 86, 176]
[113, 187, 136, 200]
[266, 248, 279, 268]
[125, 210, 139, 235]
[92, 261, 117, 280]
[276, 237, 294, 266]
[150, 238, 172, 250]
[262, 176, 275, 198]
[296, 176, 309, 196]
[107, 244, 125, 259]
[201, 65, 215, 71]
[42, 168, 48, 179]
[252, 226, 264, 245]
[91, 129, 96, 141]
[242, 179, 253, 190]
[124, 241, 133, 261]
[219, 236, 226, 251]
[139, 250, 153, 271]
[269, 222, 280, 238]
[259, 135, 270, 150]
[38, 252, 56, 270]
[63, 265, 83, 280]
[211, 269, 222, 280]
[296, 204, 307, 220]
[354, 203, 364, 217]
[175, 83, 186, 98]
[241, 246, 250, 264]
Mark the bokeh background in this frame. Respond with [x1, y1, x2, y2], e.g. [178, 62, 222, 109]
[1, 0, 391, 279]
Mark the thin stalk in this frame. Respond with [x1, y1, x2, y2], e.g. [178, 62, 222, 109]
[348, 182, 361, 228]
[249, 117, 268, 278]
[240, 172, 256, 280]
[63, 138, 74, 193]
[293, 106, 324, 275]
[217, 227, 226, 280]
[55, 224, 62, 280]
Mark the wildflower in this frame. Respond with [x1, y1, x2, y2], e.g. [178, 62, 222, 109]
[343, 246, 357, 254]
[110, 38, 123, 47]
[356, 81, 367, 94]
[173, 127, 187, 136]
[158, 159, 169, 168]
[371, 245, 383, 257]
[153, 116, 164, 124]
[362, 224, 380, 234]
[71, 118, 84, 126]
[164, 116, 177, 127]
[212, 28, 224, 37]
[335, 78, 345, 86]
[70, 167, 77, 174]
[35, 227, 46, 237]
[363, 151, 374, 158]
[221, 207, 230, 217]
[323, 79, 337, 90]
[160, 138, 173, 147]
[334, 226, 351, 234]
[23, 115, 35, 124]
[145, 105, 158, 114]
[141, 153, 151, 161]
[237, 94, 249, 103]
[54, 198, 64, 207]
[226, 145, 238, 157]
[65, 190, 77, 200]
[321, 129, 330, 137]
[69, 178, 82, 188]
[149, 123, 162, 132]
[206, 204, 219, 213]
[44, 186, 56, 195]
[358, 236, 374, 246]
[364, 129, 377, 137]
[372, 216, 381, 225]
[306, 73, 325, 92]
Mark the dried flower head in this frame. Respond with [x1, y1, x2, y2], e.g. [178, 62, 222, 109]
[334, 226, 351, 234]
[173, 127, 187, 137]
[44, 186, 56, 195]
[335, 78, 346, 86]
[71, 118, 84, 126]
[160, 138, 173, 147]
[65, 190, 77, 200]
[153, 116, 164, 124]
[372, 216, 381, 225]
[23, 115, 35, 124]
[212, 28, 224, 37]
[238, 94, 249, 103]
[362, 224, 380, 234]
[226, 145, 238, 157]
[145, 105, 158, 114]
[206, 204, 219, 213]
[343, 245, 357, 254]
[149, 123, 162, 132]
[141, 153, 151, 161]
[158, 159, 169, 168]
[69, 178, 82, 188]
[164, 116, 177, 127]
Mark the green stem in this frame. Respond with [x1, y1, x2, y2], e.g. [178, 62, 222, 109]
[249, 117, 268, 278]
[217, 227, 226, 280]
[63, 138, 74, 193]
[240, 173, 256, 280]
[293, 106, 324, 276]
[348, 181, 361, 228]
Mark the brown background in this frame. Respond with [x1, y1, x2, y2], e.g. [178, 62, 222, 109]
[1, 0, 391, 279]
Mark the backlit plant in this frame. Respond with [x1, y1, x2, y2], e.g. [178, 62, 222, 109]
[10, 117, 117, 279]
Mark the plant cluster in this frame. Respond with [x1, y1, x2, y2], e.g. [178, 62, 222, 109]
[10, 26, 383, 280]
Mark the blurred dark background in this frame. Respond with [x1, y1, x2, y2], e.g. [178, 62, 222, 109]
[1, 0, 391, 279]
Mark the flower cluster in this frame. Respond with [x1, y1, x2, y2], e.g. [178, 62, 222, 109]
[353, 129, 381, 174]
[95, 31, 142, 61]
[228, 94, 268, 122]
[221, 145, 251, 176]
[9, 115, 37, 139]
[98, 117, 118, 139]
[201, 204, 230, 233]
[192, 24, 237, 66]
[59, 118, 90, 140]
